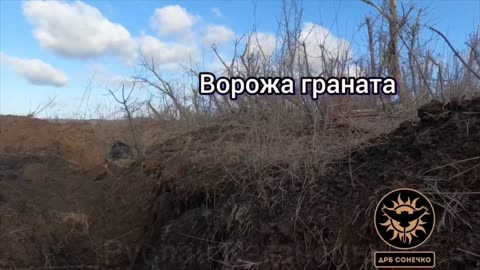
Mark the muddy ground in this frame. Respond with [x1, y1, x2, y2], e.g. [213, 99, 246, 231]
[0, 98, 479, 269]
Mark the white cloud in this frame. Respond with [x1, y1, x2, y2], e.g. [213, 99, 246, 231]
[205, 25, 235, 45]
[137, 35, 199, 71]
[0, 52, 68, 87]
[247, 32, 277, 58]
[299, 22, 352, 71]
[22, 0, 136, 64]
[211, 7, 223, 18]
[150, 5, 198, 37]
[242, 24, 351, 73]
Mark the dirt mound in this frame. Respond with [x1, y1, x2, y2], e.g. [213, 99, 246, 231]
[1, 98, 479, 269]
[0, 116, 182, 269]
[136, 98, 480, 269]
[0, 116, 140, 169]
[0, 153, 154, 269]
[0, 116, 156, 269]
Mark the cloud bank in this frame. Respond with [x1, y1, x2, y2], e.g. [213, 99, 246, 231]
[0, 52, 68, 87]
[150, 5, 199, 37]
[205, 25, 235, 45]
[19, 1, 352, 78]
[23, 0, 137, 64]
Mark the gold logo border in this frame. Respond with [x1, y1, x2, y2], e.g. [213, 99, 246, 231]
[374, 188, 436, 250]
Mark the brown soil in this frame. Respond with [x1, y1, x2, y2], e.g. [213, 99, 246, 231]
[137, 98, 480, 269]
[0, 116, 138, 169]
[0, 98, 479, 269]
[0, 116, 155, 269]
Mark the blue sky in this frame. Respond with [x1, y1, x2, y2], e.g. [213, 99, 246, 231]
[0, 0, 479, 118]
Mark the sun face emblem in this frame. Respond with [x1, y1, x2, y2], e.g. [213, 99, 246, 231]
[380, 194, 429, 244]
[375, 188, 435, 250]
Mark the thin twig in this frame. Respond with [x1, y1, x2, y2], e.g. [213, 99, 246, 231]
[457, 248, 480, 258]
[429, 26, 480, 80]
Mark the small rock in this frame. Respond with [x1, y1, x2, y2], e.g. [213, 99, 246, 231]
[110, 141, 134, 160]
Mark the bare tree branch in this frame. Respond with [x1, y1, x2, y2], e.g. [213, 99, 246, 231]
[429, 26, 480, 81]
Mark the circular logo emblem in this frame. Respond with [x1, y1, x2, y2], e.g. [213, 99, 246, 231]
[374, 188, 435, 250]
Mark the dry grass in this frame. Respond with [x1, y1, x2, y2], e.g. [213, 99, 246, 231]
[56, 212, 90, 236]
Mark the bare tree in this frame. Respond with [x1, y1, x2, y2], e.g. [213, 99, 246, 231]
[361, 0, 412, 107]
[107, 81, 142, 159]
[429, 26, 480, 82]
[134, 52, 188, 120]
[366, 16, 391, 111]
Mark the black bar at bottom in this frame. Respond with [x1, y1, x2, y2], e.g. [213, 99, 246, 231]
[374, 251, 435, 268]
